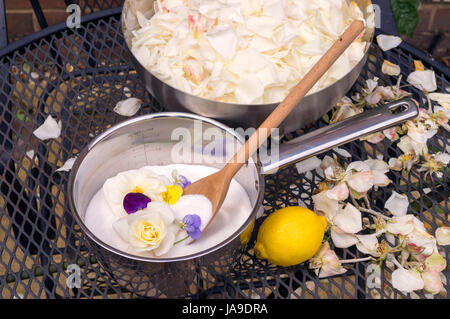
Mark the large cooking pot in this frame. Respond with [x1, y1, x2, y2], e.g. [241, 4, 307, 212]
[121, 0, 376, 133]
[68, 98, 417, 297]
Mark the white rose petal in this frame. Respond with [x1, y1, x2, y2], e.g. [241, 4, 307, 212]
[334, 203, 362, 234]
[386, 215, 416, 235]
[391, 268, 424, 294]
[381, 60, 401, 76]
[113, 97, 143, 116]
[56, 156, 77, 172]
[33, 115, 62, 140]
[326, 182, 349, 201]
[346, 171, 374, 193]
[376, 34, 402, 51]
[312, 191, 339, 222]
[330, 226, 359, 248]
[206, 26, 238, 60]
[435, 226, 450, 246]
[407, 70, 437, 92]
[295, 156, 322, 174]
[429, 93, 450, 109]
[356, 234, 380, 257]
[333, 147, 352, 158]
[385, 191, 409, 216]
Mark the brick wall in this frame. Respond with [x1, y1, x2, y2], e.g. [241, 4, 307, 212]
[404, 1, 450, 65]
[4, 0, 450, 64]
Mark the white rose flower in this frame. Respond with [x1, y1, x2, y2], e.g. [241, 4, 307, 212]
[113, 201, 179, 256]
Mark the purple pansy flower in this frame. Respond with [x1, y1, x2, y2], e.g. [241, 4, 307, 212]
[123, 192, 151, 214]
[182, 214, 202, 239]
[176, 174, 191, 188]
[172, 170, 191, 189]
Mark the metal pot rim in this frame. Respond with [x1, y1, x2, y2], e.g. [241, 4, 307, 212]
[68, 112, 265, 263]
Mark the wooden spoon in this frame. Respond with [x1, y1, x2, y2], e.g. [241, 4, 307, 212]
[183, 20, 365, 225]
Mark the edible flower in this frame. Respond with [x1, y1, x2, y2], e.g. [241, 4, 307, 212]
[123, 192, 151, 214]
[112, 201, 179, 256]
[179, 214, 202, 239]
[103, 167, 170, 217]
[161, 185, 183, 205]
[172, 170, 191, 188]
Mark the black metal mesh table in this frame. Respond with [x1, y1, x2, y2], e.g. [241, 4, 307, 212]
[0, 8, 448, 299]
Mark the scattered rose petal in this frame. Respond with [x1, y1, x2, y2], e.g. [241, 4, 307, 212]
[376, 34, 402, 51]
[356, 234, 380, 257]
[346, 171, 374, 193]
[334, 203, 362, 234]
[391, 267, 424, 293]
[425, 252, 446, 273]
[326, 182, 349, 201]
[361, 132, 384, 144]
[386, 215, 417, 235]
[333, 147, 352, 158]
[295, 156, 322, 174]
[381, 60, 400, 76]
[435, 226, 450, 246]
[383, 126, 400, 141]
[330, 226, 359, 248]
[422, 271, 443, 295]
[406, 70, 437, 92]
[33, 115, 62, 140]
[113, 97, 143, 116]
[312, 191, 339, 222]
[56, 156, 77, 172]
[384, 191, 409, 216]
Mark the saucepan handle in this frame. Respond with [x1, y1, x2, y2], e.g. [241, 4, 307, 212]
[262, 98, 419, 174]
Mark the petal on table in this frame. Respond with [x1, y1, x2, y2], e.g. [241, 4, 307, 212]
[391, 268, 424, 293]
[376, 34, 402, 51]
[435, 226, 450, 246]
[113, 97, 143, 116]
[56, 156, 77, 172]
[384, 191, 409, 216]
[334, 203, 362, 234]
[33, 115, 62, 140]
[330, 226, 359, 248]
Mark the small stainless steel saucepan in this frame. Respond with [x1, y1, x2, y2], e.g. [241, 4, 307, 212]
[68, 98, 417, 297]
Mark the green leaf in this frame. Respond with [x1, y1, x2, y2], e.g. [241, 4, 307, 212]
[391, 0, 420, 38]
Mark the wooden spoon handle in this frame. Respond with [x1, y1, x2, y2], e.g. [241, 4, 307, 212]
[223, 19, 365, 177]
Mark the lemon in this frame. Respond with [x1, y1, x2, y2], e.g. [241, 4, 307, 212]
[254, 206, 327, 267]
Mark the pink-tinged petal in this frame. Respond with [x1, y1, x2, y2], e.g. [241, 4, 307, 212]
[391, 268, 424, 293]
[365, 91, 382, 105]
[425, 252, 446, 273]
[422, 271, 444, 295]
[435, 226, 450, 246]
[334, 203, 362, 234]
[384, 191, 409, 216]
[330, 226, 359, 248]
[383, 126, 400, 141]
[326, 182, 349, 201]
[386, 215, 416, 235]
[312, 191, 339, 222]
[319, 249, 347, 278]
[183, 59, 206, 84]
[376, 86, 395, 100]
[362, 132, 385, 144]
[405, 229, 436, 257]
[346, 171, 374, 193]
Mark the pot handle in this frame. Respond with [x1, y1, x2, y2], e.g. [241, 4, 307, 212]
[262, 98, 418, 174]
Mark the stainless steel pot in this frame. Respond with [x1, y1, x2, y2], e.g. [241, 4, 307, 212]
[68, 98, 417, 297]
[121, 0, 376, 133]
